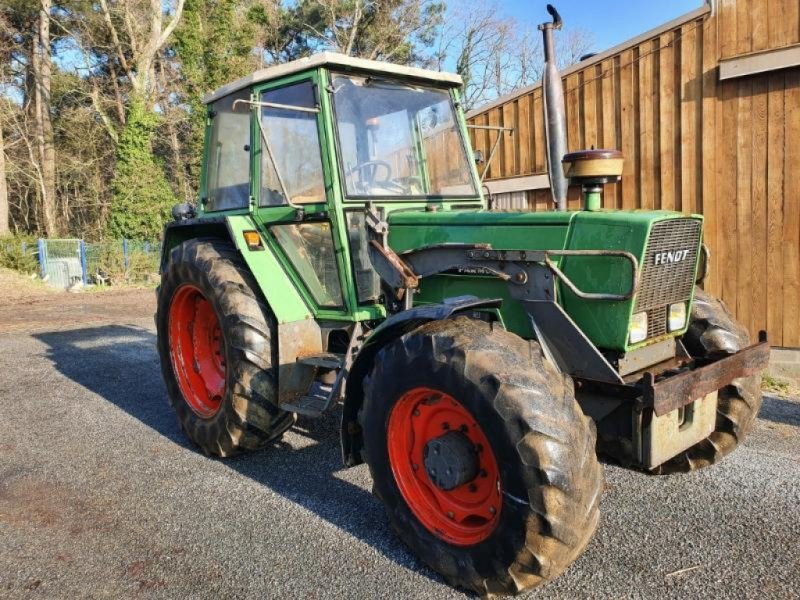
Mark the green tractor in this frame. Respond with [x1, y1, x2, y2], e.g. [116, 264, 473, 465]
[156, 12, 769, 595]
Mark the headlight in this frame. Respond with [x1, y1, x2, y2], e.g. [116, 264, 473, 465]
[629, 311, 648, 344]
[668, 302, 687, 332]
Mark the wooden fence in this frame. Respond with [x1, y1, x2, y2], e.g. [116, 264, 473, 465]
[466, 1, 800, 348]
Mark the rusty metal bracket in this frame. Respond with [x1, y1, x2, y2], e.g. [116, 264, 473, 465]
[643, 331, 770, 416]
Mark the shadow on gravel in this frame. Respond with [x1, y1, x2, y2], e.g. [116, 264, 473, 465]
[33, 324, 441, 586]
[759, 394, 800, 427]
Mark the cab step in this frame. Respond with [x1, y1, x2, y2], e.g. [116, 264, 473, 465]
[296, 352, 344, 370]
[283, 381, 334, 417]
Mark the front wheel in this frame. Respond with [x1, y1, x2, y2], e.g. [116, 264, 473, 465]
[359, 318, 602, 596]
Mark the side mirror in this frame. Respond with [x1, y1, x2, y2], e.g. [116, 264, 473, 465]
[473, 149, 485, 165]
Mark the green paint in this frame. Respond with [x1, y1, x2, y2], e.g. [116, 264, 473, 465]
[173, 57, 705, 358]
[226, 215, 313, 324]
[583, 188, 602, 211]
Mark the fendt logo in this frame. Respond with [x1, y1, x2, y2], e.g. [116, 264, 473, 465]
[654, 249, 691, 265]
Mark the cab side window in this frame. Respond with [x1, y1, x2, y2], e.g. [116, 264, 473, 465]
[260, 81, 326, 206]
[205, 90, 251, 212]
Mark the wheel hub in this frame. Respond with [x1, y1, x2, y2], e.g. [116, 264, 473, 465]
[386, 387, 502, 546]
[423, 431, 479, 491]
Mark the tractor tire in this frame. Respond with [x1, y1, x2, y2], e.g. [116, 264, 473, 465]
[157, 238, 294, 457]
[359, 317, 602, 596]
[652, 287, 762, 474]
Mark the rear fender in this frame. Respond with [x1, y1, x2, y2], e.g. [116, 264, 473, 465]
[340, 296, 502, 467]
[161, 215, 322, 401]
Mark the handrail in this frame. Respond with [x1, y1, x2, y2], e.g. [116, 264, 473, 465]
[544, 249, 639, 302]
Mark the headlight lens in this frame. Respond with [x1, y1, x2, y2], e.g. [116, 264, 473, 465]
[668, 302, 687, 332]
[629, 311, 648, 344]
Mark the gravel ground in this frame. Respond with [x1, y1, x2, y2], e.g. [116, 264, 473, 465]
[0, 288, 798, 599]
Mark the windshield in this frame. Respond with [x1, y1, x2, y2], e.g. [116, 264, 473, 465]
[331, 74, 478, 199]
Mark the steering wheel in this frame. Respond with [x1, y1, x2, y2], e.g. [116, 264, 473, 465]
[345, 160, 408, 194]
[345, 160, 392, 184]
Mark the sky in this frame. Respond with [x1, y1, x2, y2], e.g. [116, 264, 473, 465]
[502, 0, 704, 54]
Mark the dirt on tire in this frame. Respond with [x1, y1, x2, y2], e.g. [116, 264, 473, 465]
[359, 317, 603, 596]
[156, 238, 294, 457]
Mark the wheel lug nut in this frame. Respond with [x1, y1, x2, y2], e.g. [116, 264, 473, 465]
[412, 409, 420, 417]
[459, 424, 468, 433]
[468, 483, 477, 492]
[442, 422, 450, 430]
[480, 469, 488, 478]
[447, 511, 455, 519]
[412, 464, 418, 471]
[489, 506, 496, 515]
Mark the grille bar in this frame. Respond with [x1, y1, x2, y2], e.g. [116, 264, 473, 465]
[635, 219, 701, 339]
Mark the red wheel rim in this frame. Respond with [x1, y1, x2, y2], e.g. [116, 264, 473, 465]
[387, 387, 501, 546]
[168, 285, 226, 418]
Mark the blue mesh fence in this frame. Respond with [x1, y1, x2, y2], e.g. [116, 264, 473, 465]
[2, 238, 161, 289]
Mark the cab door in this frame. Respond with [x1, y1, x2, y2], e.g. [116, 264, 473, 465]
[250, 73, 352, 318]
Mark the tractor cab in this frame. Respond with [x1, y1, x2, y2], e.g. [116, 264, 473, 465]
[200, 52, 482, 212]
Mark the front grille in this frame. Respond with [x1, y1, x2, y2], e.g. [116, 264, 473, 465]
[635, 218, 701, 338]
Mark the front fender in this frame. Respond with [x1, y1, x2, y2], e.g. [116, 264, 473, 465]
[340, 295, 502, 467]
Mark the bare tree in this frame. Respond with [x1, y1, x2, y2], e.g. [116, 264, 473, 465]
[97, 0, 186, 104]
[0, 110, 9, 236]
[31, 0, 58, 236]
[434, 1, 594, 111]
[292, 0, 444, 64]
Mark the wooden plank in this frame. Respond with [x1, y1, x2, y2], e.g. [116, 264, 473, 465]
[532, 91, 546, 173]
[766, 71, 785, 346]
[567, 185, 582, 210]
[600, 59, 617, 207]
[788, 0, 800, 47]
[487, 108, 501, 180]
[658, 32, 676, 211]
[718, 0, 738, 59]
[783, 69, 800, 346]
[752, 0, 770, 51]
[619, 48, 637, 209]
[680, 22, 701, 215]
[565, 72, 582, 152]
[583, 65, 599, 149]
[735, 78, 753, 335]
[613, 55, 624, 208]
[750, 75, 769, 339]
[735, 0, 753, 56]
[517, 94, 531, 175]
[502, 101, 516, 177]
[769, 0, 788, 48]
[701, 14, 719, 292]
[717, 80, 739, 313]
[639, 41, 655, 209]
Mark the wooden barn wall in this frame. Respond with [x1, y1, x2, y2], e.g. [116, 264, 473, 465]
[467, 6, 800, 347]
[717, 0, 800, 58]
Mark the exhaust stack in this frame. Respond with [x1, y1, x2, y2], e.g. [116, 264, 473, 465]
[539, 4, 569, 211]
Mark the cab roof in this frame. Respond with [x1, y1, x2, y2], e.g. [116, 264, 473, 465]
[202, 51, 463, 105]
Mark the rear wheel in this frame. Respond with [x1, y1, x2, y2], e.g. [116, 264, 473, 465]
[157, 238, 294, 456]
[360, 317, 602, 596]
[653, 288, 762, 474]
